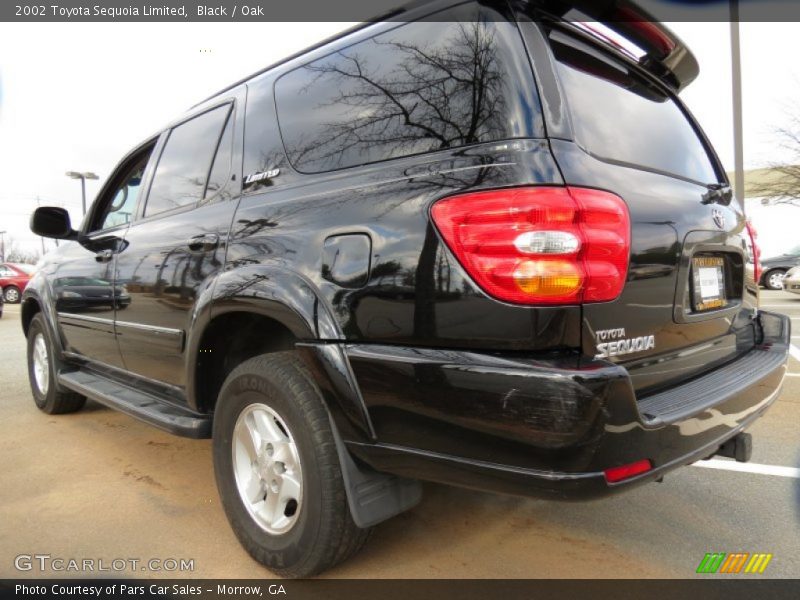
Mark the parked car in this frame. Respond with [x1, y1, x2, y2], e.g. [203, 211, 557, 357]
[0, 262, 34, 303]
[759, 244, 800, 290]
[22, 0, 790, 578]
[53, 277, 131, 311]
[782, 266, 800, 296]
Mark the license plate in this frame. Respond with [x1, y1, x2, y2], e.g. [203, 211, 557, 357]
[692, 256, 727, 311]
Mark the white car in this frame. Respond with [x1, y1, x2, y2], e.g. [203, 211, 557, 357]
[782, 266, 800, 295]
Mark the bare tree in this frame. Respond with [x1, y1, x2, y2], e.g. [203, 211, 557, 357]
[752, 112, 800, 207]
[3, 235, 41, 264]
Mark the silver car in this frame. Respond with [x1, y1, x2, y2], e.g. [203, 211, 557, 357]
[782, 266, 800, 295]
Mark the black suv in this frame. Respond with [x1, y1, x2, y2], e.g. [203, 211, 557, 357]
[24, 0, 789, 578]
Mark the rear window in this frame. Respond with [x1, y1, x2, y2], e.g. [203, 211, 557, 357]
[550, 30, 718, 184]
[274, 5, 542, 173]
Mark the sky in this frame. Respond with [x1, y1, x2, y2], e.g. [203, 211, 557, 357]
[0, 20, 798, 257]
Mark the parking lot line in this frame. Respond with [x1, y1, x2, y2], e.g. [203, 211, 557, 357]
[791, 345, 800, 362]
[692, 459, 800, 478]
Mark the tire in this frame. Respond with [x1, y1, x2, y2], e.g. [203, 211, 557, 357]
[764, 269, 786, 290]
[26, 313, 86, 414]
[4, 286, 21, 303]
[212, 351, 371, 578]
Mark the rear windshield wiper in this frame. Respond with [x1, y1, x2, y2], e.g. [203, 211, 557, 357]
[701, 183, 733, 206]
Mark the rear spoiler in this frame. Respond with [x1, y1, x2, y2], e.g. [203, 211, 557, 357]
[531, 0, 700, 92]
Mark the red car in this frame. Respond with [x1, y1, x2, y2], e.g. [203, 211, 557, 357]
[0, 262, 35, 303]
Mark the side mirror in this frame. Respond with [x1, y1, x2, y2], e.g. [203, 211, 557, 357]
[30, 207, 78, 240]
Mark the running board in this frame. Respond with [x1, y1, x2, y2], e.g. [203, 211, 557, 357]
[57, 370, 211, 438]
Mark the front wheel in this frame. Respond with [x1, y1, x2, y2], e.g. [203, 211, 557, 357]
[212, 352, 370, 577]
[764, 269, 786, 290]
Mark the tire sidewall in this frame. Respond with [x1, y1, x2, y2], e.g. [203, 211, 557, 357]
[213, 366, 326, 571]
[27, 314, 56, 411]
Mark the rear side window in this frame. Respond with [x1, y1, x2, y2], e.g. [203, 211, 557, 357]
[203, 111, 234, 202]
[550, 31, 719, 184]
[274, 6, 542, 173]
[145, 105, 231, 217]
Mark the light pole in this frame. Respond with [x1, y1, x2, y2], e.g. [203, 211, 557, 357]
[65, 171, 99, 215]
[0, 230, 5, 262]
[730, 1, 744, 208]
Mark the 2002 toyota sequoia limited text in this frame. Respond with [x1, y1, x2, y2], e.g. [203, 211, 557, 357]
[24, 0, 790, 577]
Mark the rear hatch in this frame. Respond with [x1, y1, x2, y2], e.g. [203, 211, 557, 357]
[538, 23, 758, 394]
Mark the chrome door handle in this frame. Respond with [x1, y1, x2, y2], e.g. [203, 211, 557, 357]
[187, 233, 220, 253]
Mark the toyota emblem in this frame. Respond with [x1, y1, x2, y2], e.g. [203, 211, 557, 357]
[712, 209, 725, 229]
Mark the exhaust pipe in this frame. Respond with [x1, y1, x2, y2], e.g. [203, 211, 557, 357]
[714, 432, 753, 463]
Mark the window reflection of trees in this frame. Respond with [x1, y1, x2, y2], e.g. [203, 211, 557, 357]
[284, 20, 508, 173]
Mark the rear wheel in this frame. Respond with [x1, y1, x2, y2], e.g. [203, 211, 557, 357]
[4, 286, 20, 303]
[212, 352, 370, 577]
[26, 313, 86, 414]
[764, 269, 786, 290]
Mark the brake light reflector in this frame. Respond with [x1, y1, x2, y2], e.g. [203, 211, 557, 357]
[430, 187, 630, 305]
[745, 219, 761, 283]
[603, 459, 653, 484]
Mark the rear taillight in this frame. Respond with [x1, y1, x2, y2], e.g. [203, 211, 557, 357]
[745, 220, 761, 282]
[430, 186, 630, 305]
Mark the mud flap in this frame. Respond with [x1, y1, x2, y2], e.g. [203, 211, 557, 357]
[329, 417, 422, 528]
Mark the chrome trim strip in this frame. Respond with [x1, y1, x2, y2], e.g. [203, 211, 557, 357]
[58, 312, 183, 338]
[57, 312, 114, 326]
[114, 319, 183, 338]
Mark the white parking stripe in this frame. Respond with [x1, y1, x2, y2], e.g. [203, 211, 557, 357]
[761, 304, 800, 308]
[791, 345, 800, 362]
[786, 373, 800, 377]
[693, 459, 800, 479]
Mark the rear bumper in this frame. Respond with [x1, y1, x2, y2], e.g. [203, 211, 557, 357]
[343, 311, 790, 499]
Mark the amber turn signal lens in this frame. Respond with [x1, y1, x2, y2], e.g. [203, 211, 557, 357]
[513, 260, 582, 296]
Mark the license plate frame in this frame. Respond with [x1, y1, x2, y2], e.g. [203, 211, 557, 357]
[691, 256, 728, 311]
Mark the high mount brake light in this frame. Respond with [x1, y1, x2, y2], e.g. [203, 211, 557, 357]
[430, 187, 630, 306]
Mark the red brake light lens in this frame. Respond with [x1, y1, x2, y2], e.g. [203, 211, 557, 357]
[603, 459, 653, 484]
[430, 187, 630, 305]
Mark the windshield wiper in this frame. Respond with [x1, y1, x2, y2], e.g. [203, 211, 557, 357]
[701, 183, 733, 206]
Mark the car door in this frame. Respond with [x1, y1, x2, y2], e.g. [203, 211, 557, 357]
[114, 91, 243, 389]
[53, 141, 157, 368]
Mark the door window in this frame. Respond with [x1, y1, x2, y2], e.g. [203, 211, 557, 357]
[145, 105, 232, 217]
[91, 145, 155, 233]
[95, 156, 148, 231]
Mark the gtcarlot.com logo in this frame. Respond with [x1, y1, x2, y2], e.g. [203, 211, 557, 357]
[696, 552, 772, 574]
[14, 554, 195, 573]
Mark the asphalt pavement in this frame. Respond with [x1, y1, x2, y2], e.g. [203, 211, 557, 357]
[0, 291, 798, 579]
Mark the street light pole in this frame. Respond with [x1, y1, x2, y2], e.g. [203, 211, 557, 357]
[65, 171, 99, 215]
[0, 231, 6, 262]
[730, 0, 745, 207]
